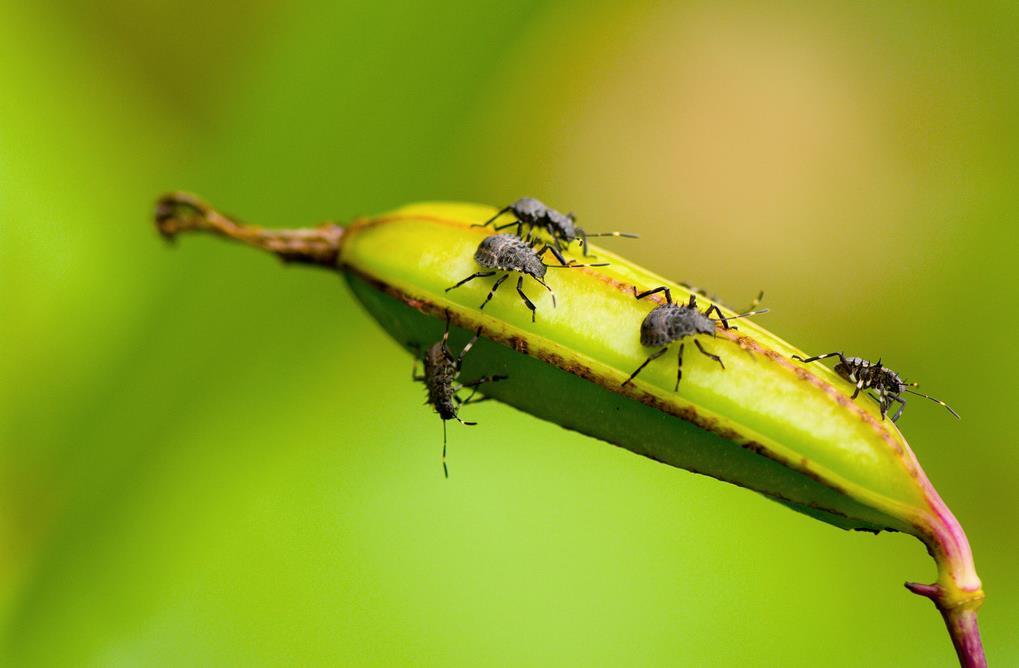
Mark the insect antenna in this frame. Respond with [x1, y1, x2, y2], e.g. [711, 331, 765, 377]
[442, 417, 479, 479]
[582, 231, 640, 239]
[576, 228, 638, 255]
[904, 388, 961, 419]
[546, 261, 610, 268]
[442, 421, 448, 478]
[709, 307, 770, 322]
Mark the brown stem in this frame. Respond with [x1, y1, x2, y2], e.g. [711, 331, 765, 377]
[905, 582, 986, 668]
[154, 192, 344, 268]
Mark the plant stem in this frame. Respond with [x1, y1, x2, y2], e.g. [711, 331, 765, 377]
[905, 581, 985, 668]
[897, 436, 987, 667]
[154, 192, 344, 268]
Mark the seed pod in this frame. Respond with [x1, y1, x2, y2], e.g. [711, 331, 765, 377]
[155, 194, 986, 667]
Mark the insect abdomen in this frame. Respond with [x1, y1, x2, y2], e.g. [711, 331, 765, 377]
[640, 306, 682, 346]
[424, 348, 459, 420]
[475, 234, 546, 277]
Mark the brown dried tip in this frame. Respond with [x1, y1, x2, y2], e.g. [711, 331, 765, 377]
[154, 192, 216, 241]
[153, 192, 344, 268]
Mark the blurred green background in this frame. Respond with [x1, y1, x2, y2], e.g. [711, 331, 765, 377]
[2, 1, 1017, 665]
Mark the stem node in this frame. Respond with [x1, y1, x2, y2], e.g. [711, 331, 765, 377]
[905, 581, 986, 668]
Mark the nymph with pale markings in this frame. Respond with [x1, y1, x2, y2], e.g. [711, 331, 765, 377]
[413, 319, 506, 477]
[792, 352, 959, 422]
[623, 287, 768, 390]
[474, 196, 637, 256]
[446, 232, 607, 321]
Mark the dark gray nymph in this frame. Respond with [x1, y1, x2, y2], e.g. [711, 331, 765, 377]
[474, 196, 637, 257]
[792, 352, 959, 422]
[413, 320, 506, 477]
[446, 233, 607, 322]
[639, 302, 717, 347]
[422, 339, 460, 421]
[513, 196, 567, 229]
[497, 197, 577, 242]
[623, 287, 767, 391]
[474, 233, 547, 279]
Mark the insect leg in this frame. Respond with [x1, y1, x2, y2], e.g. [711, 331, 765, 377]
[537, 242, 612, 269]
[679, 282, 716, 301]
[461, 395, 494, 405]
[440, 317, 456, 362]
[742, 291, 765, 313]
[622, 346, 670, 387]
[534, 243, 569, 266]
[459, 375, 507, 403]
[532, 276, 557, 308]
[890, 395, 906, 422]
[675, 342, 685, 390]
[479, 274, 510, 310]
[515, 275, 537, 322]
[694, 339, 725, 369]
[702, 304, 731, 329]
[632, 286, 673, 304]
[879, 391, 893, 421]
[871, 387, 886, 419]
[459, 384, 495, 404]
[457, 327, 482, 363]
[461, 374, 508, 389]
[851, 378, 865, 400]
[446, 271, 497, 292]
[473, 206, 511, 228]
[792, 351, 848, 365]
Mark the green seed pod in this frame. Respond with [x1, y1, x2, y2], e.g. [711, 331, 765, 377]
[155, 193, 986, 667]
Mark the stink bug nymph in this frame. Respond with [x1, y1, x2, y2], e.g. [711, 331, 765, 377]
[446, 232, 607, 321]
[622, 287, 768, 390]
[413, 320, 506, 477]
[792, 352, 959, 423]
[474, 196, 638, 256]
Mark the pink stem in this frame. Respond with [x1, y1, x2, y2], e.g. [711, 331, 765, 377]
[905, 582, 986, 668]
[903, 448, 986, 667]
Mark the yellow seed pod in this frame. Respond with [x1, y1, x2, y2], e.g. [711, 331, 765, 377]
[155, 194, 986, 667]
